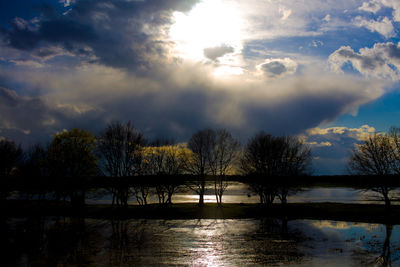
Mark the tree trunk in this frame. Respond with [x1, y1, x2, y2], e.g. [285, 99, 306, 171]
[199, 193, 204, 205]
[259, 194, 264, 204]
[199, 176, 205, 205]
[167, 192, 173, 204]
[281, 196, 287, 205]
[382, 187, 391, 209]
[214, 180, 219, 204]
[218, 194, 222, 206]
[384, 195, 391, 209]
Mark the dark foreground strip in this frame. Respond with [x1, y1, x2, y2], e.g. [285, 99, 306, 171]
[3, 200, 400, 224]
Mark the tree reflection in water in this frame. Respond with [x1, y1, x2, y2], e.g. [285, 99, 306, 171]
[108, 219, 150, 266]
[374, 224, 392, 267]
[3, 217, 400, 266]
[246, 217, 303, 265]
[4, 216, 101, 266]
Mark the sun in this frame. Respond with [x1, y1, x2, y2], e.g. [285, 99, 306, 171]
[169, 0, 244, 67]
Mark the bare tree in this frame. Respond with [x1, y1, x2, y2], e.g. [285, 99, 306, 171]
[141, 142, 187, 204]
[388, 127, 400, 174]
[349, 133, 399, 208]
[241, 132, 311, 205]
[185, 129, 215, 205]
[276, 136, 312, 205]
[98, 121, 145, 207]
[162, 145, 187, 203]
[349, 135, 394, 176]
[141, 144, 166, 204]
[208, 129, 240, 206]
[241, 133, 283, 205]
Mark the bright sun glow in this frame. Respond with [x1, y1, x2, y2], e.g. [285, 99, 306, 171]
[170, 0, 244, 76]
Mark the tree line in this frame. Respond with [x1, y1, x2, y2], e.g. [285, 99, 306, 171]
[1, 121, 399, 209]
[0, 121, 313, 208]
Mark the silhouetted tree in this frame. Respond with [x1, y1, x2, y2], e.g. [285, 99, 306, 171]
[97, 121, 145, 207]
[208, 129, 240, 206]
[349, 134, 393, 176]
[48, 128, 97, 209]
[185, 129, 215, 205]
[161, 145, 188, 203]
[22, 143, 48, 178]
[0, 139, 23, 177]
[241, 133, 282, 205]
[388, 126, 400, 174]
[241, 132, 311, 205]
[142, 142, 187, 204]
[20, 143, 49, 200]
[276, 136, 312, 205]
[0, 139, 23, 201]
[349, 133, 399, 208]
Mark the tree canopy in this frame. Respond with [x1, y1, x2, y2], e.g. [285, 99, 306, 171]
[48, 128, 98, 178]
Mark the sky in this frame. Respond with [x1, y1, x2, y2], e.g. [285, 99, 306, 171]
[0, 0, 400, 175]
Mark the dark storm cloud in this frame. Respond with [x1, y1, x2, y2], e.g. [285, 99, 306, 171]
[203, 44, 234, 60]
[0, 86, 19, 107]
[40, 19, 97, 43]
[1, 0, 199, 72]
[242, 85, 368, 136]
[0, 86, 54, 139]
[99, 89, 211, 141]
[0, 86, 106, 145]
[4, 16, 97, 51]
[0, 57, 385, 145]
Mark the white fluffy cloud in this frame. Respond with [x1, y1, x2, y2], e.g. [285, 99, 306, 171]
[382, 0, 400, 22]
[307, 125, 376, 141]
[353, 16, 395, 38]
[359, 0, 400, 22]
[302, 125, 378, 174]
[358, 0, 382, 13]
[329, 42, 400, 80]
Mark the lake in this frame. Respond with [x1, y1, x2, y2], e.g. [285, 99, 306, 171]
[5, 217, 399, 266]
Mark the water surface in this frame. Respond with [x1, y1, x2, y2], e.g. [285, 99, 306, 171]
[86, 182, 399, 205]
[5, 217, 400, 266]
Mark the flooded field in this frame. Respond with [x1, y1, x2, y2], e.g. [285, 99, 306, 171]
[4, 217, 400, 266]
[85, 182, 399, 205]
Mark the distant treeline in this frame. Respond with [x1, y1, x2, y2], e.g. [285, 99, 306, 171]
[4, 174, 400, 190]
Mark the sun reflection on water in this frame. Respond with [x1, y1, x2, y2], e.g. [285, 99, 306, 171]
[6, 217, 400, 266]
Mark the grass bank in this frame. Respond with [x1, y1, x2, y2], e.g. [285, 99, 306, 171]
[4, 200, 400, 224]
